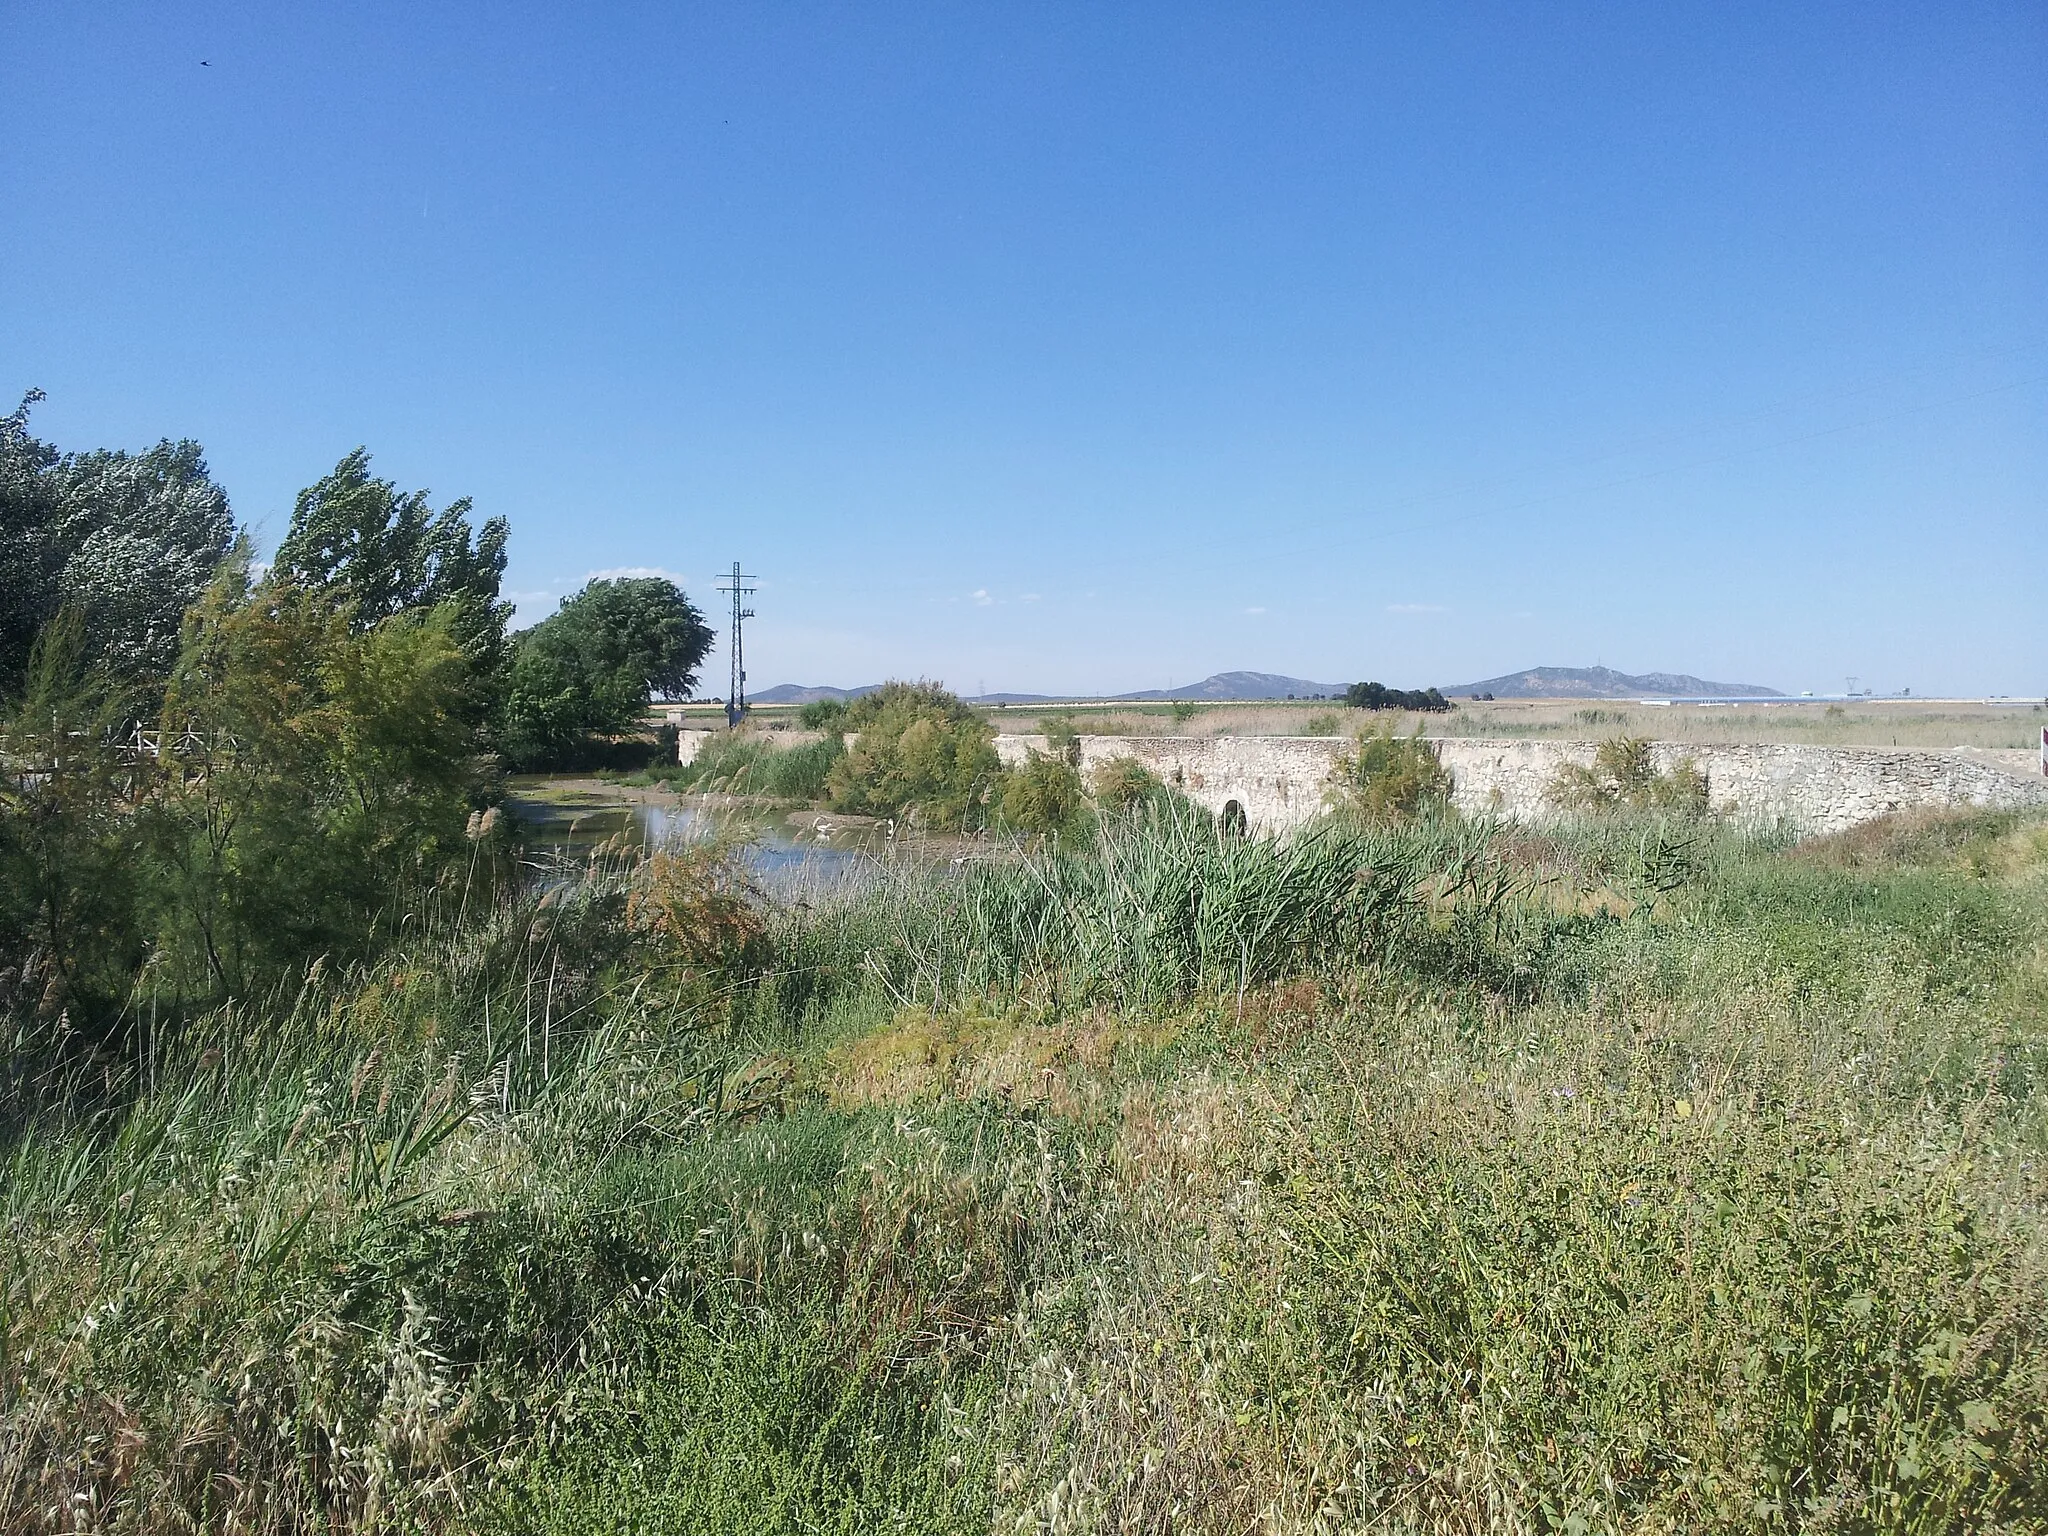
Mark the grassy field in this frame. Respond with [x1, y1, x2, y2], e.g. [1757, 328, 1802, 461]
[670, 698, 2048, 752]
[5, 805, 2046, 1531]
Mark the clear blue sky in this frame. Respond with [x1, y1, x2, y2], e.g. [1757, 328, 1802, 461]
[5, 3, 2042, 696]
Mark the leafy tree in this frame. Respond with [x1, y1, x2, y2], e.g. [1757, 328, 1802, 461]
[825, 681, 999, 830]
[1345, 681, 1452, 713]
[0, 608, 150, 1020]
[155, 561, 484, 992]
[0, 393, 63, 686]
[501, 577, 713, 769]
[270, 447, 510, 671]
[0, 391, 235, 691]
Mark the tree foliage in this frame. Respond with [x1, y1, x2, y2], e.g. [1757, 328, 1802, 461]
[825, 682, 999, 830]
[0, 609, 148, 1018]
[270, 447, 510, 671]
[1345, 680, 1452, 713]
[158, 571, 483, 992]
[501, 577, 712, 769]
[0, 391, 234, 691]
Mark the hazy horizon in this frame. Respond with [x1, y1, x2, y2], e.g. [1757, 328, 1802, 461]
[5, 4, 2042, 697]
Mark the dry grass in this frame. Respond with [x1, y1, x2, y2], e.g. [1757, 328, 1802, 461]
[981, 699, 2047, 751]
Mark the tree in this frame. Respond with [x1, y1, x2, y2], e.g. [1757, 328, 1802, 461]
[0, 391, 235, 691]
[270, 448, 510, 672]
[156, 561, 484, 992]
[0, 608, 150, 1020]
[824, 681, 1000, 830]
[500, 577, 713, 768]
[1344, 681, 1451, 713]
[0, 392, 63, 687]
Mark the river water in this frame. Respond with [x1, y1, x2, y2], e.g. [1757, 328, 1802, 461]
[503, 780, 887, 890]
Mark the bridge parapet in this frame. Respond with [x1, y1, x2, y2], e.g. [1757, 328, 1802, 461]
[993, 734, 2048, 836]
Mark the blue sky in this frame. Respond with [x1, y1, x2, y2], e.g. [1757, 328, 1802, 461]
[4, 3, 2042, 696]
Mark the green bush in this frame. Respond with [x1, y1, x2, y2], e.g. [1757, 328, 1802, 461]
[997, 750, 1089, 836]
[824, 682, 999, 830]
[1328, 722, 1453, 821]
[1090, 755, 1167, 813]
[1551, 735, 1709, 815]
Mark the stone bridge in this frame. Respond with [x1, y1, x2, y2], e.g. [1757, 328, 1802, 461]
[993, 733, 2048, 837]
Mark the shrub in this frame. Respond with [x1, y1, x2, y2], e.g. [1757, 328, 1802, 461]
[1551, 736, 1709, 815]
[628, 841, 770, 976]
[667, 732, 843, 800]
[1090, 756, 1167, 813]
[1329, 723, 1453, 821]
[797, 697, 849, 730]
[1041, 713, 1082, 767]
[1303, 713, 1341, 737]
[998, 751, 1089, 836]
[824, 682, 999, 830]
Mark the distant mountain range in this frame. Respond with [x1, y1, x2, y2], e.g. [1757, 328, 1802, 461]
[745, 666, 1778, 707]
[1441, 666, 1782, 700]
[750, 672, 1350, 705]
[1113, 670, 1349, 701]
[746, 683, 878, 704]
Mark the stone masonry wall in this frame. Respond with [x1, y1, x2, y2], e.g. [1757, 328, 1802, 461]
[993, 734, 2048, 837]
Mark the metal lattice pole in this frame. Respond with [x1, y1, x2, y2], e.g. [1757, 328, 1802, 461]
[714, 562, 757, 728]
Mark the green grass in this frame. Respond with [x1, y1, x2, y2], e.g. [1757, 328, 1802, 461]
[654, 730, 845, 799]
[4, 809, 2046, 1531]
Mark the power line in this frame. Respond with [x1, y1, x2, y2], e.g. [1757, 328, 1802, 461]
[715, 562, 757, 729]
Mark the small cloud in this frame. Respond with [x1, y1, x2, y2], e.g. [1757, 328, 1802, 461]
[1244, 606, 1267, 615]
[586, 565, 687, 585]
[1020, 592, 1042, 602]
[972, 588, 993, 607]
[1386, 602, 1447, 614]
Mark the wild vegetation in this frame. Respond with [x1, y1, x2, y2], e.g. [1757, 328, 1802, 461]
[5, 398, 2046, 1531]
[6, 783, 2045, 1531]
[1550, 735, 1711, 815]
[1330, 722, 1455, 822]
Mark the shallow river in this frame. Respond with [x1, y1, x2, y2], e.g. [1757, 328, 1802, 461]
[503, 779, 888, 889]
